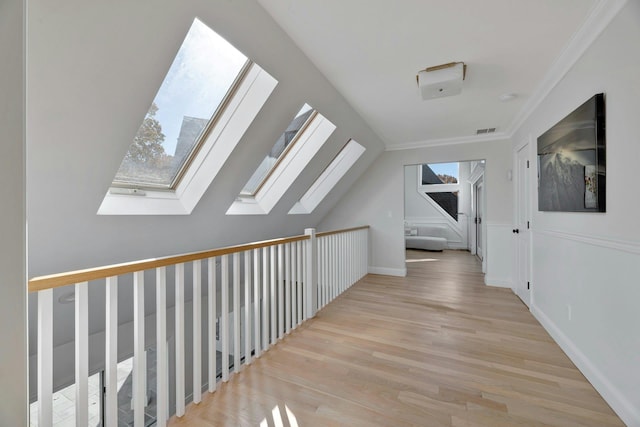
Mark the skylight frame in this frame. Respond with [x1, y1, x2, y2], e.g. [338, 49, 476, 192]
[227, 111, 337, 215]
[240, 107, 318, 197]
[111, 18, 252, 191]
[99, 62, 279, 215]
[289, 139, 366, 215]
[168, 60, 253, 191]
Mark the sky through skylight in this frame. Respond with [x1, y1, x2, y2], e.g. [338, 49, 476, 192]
[113, 18, 248, 188]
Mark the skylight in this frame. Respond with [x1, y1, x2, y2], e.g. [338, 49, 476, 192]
[113, 18, 249, 189]
[241, 104, 315, 195]
[226, 109, 336, 215]
[289, 139, 365, 214]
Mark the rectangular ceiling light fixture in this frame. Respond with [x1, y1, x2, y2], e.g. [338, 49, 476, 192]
[417, 62, 466, 100]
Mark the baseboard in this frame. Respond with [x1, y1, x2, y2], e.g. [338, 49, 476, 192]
[531, 303, 640, 427]
[368, 266, 407, 277]
[484, 276, 512, 288]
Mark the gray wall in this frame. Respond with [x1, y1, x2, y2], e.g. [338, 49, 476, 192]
[0, 0, 28, 424]
[512, 2, 640, 424]
[27, 0, 385, 361]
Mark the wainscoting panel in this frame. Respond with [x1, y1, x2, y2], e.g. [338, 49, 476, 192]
[531, 230, 640, 426]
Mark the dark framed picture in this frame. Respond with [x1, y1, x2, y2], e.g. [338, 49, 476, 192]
[537, 93, 606, 212]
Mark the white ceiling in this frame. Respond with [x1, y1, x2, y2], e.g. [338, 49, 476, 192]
[257, 0, 599, 148]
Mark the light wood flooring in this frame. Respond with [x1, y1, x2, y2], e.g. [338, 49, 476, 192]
[168, 249, 623, 427]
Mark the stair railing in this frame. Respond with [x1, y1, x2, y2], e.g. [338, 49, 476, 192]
[28, 226, 368, 427]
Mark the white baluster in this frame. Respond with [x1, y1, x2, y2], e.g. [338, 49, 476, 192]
[335, 235, 339, 296]
[105, 277, 118, 427]
[233, 253, 241, 373]
[75, 282, 89, 427]
[350, 232, 354, 286]
[291, 242, 297, 330]
[221, 255, 230, 382]
[332, 236, 336, 298]
[326, 236, 330, 303]
[270, 245, 276, 345]
[175, 263, 185, 416]
[262, 248, 269, 351]
[37, 289, 53, 427]
[325, 237, 330, 305]
[253, 248, 261, 358]
[244, 251, 252, 365]
[296, 241, 302, 325]
[305, 228, 317, 318]
[278, 244, 284, 339]
[207, 257, 217, 392]
[285, 243, 291, 334]
[133, 271, 145, 427]
[74, 282, 89, 427]
[318, 237, 323, 308]
[156, 268, 168, 427]
[193, 260, 202, 403]
[338, 233, 349, 295]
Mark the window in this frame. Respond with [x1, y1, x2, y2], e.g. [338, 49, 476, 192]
[289, 139, 365, 214]
[112, 18, 249, 190]
[227, 107, 336, 215]
[425, 191, 459, 221]
[99, 19, 278, 215]
[419, 163, 460, 221]
[241, 104, 315, 196]
[421, 162, 459, 185]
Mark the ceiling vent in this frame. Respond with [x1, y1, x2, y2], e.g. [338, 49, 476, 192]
[416, 62, 466, 100]
[476, 128, 496, 135]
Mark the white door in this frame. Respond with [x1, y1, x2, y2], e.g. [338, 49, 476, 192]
[474, 179, 484, 261]
[515, 144, 531, 306]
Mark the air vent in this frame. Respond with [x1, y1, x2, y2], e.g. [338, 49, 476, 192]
[476, 128, 496, 135]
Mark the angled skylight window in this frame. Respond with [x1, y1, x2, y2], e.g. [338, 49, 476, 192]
[289, 139, 365, 215]
[99, 18, 278, 215]
[113, 17, 249, 189]
[241, 104, 315, 195]
[227, 106, 336, 215]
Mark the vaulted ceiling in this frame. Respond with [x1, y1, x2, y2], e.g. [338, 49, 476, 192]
[257, 0, 599, 147]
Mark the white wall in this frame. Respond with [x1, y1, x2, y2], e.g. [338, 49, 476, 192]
[320, 139, 513, 283]
[26, 0, 385, 359]
[512, 3, 640, 424]
[0, 0, 28, 424]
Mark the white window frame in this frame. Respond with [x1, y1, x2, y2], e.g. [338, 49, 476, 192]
[289, 139, 365, 215]
[98, 63, 278, 215]
[227, 112, 336, 215]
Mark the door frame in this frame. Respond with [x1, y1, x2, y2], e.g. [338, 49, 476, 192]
[513, 137, 533, 307]
[469, 163, 486, 273]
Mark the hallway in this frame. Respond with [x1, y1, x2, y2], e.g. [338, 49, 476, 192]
[169, 250, 623, 426]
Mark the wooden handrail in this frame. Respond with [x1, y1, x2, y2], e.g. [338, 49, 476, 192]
[27, 225, 370, 293]
[316, 225, 369, 238]
[28, 235, 309, 293]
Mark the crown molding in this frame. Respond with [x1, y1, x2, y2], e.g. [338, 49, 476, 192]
[505, 0, 628, 137]
[385, 132, 510, 152]
[384, 0, 627, 152]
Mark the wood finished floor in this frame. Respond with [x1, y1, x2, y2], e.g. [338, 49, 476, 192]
[168, 250, 623, 427]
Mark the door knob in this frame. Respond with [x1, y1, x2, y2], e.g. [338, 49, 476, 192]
[512, 229, 520, 234]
